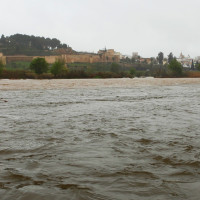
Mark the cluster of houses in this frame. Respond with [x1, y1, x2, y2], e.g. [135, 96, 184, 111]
[177, 53, 194, 68]
[124, 52, 199, 68]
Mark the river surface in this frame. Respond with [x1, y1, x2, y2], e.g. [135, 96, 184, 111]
[0, 79, 200, 200]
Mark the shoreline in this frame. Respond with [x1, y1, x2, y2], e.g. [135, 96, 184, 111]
[1, 78, 200, 90]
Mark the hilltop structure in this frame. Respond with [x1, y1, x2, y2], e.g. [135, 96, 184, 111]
[0, 34, 120, 65]
[177, 53, 192, 68]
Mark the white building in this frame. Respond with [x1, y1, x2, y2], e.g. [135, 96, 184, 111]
[177, 53, 192, 68]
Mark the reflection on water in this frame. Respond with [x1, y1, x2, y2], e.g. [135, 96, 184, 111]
[0, 81, 200, 200]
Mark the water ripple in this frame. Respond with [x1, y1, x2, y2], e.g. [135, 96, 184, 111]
[0, 84, 200, 200]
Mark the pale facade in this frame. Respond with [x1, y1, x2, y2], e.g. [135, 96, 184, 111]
[177, 53, 192, 68]
[0, 53, 6, 65]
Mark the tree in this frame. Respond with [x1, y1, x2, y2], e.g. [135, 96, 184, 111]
[168, 58, 183, 76]
[168, 52, 174, 64]
[196, 61, 200, 71]
[125, 57, 131, 63]
[131, 57, 136, 63]
[30, 57, 48, 74]
[51, 58, 66, 77]
[51, 38, 61, 49]
[130, 67, 136, 77]
[157, 52, 164, 65]
[191, 60, 195, 70]
[0, 34, 6, 44]
[0, 34, 70, 56]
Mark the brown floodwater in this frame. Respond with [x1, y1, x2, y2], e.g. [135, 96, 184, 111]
[0, 78, 200, 200]
[0, 78, 200, 90]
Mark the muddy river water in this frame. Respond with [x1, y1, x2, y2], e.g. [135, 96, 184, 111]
[0, 78, 200, 200]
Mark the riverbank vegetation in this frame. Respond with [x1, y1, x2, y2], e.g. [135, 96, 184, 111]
[0, 59, 200, 79]
[1, 51, 200, 79]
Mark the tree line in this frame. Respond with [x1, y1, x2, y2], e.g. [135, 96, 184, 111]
[1, 56, 200, 79]
[20, 56, 200, 77]
[0, 34, 71, 56]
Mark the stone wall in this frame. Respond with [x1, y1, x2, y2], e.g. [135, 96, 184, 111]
[0, 53, 7, 65]
[6, 56, 33, 63]
[64, 54, 101, 63]
[1, 50, 120, 65]
[43, 53, 120, 64]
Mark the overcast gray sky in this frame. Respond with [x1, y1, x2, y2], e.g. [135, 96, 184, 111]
[1, 0, 200, 58]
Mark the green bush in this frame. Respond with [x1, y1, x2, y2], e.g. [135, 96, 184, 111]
[130, 67, 136, 77]
[51, 59, 67, 77]
[30, 58, 48, 74]
[168, 59, 183, 76]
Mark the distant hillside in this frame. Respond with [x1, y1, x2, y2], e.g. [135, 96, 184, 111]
[0, 34, 75, 56]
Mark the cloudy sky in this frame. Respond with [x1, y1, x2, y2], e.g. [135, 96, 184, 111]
[1, 0, 200, 58]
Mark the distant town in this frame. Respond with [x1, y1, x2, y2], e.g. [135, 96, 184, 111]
[0, 34, 199, 68]
[0, 48, 198, 69]
[0, 34, 200, 79]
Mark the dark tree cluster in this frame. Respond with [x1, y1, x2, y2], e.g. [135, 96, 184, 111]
[168, 52, 174, 64]
[157, 52, 164, 65]
[168, 58, 183, 76]
[0, 34, 70, 55]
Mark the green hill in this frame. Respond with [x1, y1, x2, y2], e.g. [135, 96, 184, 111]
[0, 34, 75, 56]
